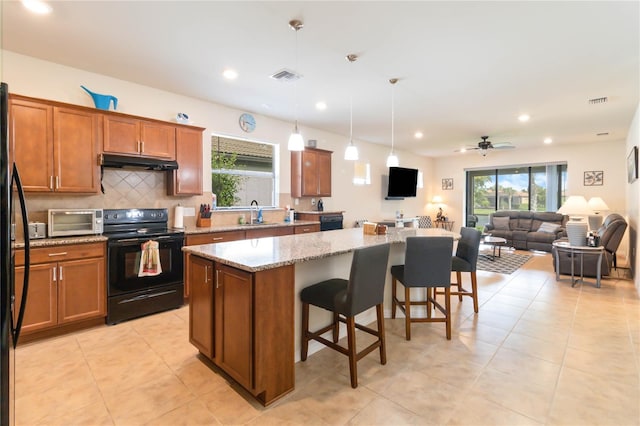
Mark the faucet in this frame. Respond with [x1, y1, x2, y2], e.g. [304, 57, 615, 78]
[250, 200, 259, 224]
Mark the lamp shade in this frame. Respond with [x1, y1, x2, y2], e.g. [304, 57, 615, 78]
[557, 196, 592, 218]
[558, 196, 591, 246]
[344, 143, 358, 161]
[287, 124, 304, 151]
[432, 195, 443, 204]
[386, 153, 399, 167]
[587, 197, 609, 213]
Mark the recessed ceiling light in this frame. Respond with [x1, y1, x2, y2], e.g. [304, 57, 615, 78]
[543, 137, 553, 144]
[315, 101, 327, 111]
[414, 131, 423, 139]
[222, 69, 238, 80]
[518, 114, 530, 122]
[21, 0, 52, 14]
[460, 148, 467, 153]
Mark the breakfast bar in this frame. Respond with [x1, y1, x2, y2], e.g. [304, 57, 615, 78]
[183, 227, 457, 405]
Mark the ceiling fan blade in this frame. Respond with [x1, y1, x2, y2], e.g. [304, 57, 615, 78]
[492, 142, 513, 148]
[454, 146, 480, 152]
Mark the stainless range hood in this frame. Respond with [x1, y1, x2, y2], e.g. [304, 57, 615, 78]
[100, 154, 178, 171]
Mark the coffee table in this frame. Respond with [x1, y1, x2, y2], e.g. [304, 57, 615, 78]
[481, 236, 507, 261]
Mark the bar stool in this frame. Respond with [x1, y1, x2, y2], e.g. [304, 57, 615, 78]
[390, 236, 453, 340]
[300, 243, 391, 388]
[449, 227, 481, 312]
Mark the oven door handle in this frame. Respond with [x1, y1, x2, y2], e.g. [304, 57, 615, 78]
[112, 235, 177, 244]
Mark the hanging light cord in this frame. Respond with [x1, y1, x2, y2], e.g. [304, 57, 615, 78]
[390, 78, 398, 154]
[293, 24, 299, 130]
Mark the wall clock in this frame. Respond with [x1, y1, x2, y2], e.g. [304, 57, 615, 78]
[239, 113, 256, 133]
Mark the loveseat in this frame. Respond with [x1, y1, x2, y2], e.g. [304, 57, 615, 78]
[483, 210, 568, 252]
[552, 213, 627, 277]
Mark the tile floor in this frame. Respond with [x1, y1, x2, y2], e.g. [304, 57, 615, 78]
[15, 251, 640, 425]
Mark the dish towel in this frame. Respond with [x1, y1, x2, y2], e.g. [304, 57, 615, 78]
[138, 240, 162, 277]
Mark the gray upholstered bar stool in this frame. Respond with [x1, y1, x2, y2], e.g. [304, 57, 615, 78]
[390, 236, 454, 340]
[447, 227, 481, 312]
[300, 243, 391, 388]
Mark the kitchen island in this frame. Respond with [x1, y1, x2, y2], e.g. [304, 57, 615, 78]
[183, 227, 457, 405]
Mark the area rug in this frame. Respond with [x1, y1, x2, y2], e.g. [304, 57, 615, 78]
[476, 252, 533, 274]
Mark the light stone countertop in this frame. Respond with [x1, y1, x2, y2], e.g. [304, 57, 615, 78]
[183, 220, 320, 235]
[14, 235, 108, 249]
[183, 227, 459, 273]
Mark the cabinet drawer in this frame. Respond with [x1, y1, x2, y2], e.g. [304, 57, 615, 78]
[294, 224, 320, 234]
[186, 231, 246, 246]
[16, 242, 105, 266]
[245, 227, 293, 239]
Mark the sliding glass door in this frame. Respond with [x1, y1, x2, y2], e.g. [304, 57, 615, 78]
[466, 164, 567, 228]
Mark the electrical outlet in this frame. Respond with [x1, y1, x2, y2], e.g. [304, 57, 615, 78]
[294, 198, 299, 206]
[311, 198, 316, 206]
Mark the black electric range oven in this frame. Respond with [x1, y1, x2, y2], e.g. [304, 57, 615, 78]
[103, 208, 184, 324]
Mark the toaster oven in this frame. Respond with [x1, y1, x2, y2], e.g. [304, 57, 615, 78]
[48, 209, 103, 237]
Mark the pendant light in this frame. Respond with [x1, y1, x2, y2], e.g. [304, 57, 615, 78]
[386, 78, 399, 167]
[287, 19, 305, 152]
[344, 54, 359, 161]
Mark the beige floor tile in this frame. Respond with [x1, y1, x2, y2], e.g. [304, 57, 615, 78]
[469, 367, 555, 423]
[103, 374, 196, 425]
[347, 396, 425, 425]
[199, 382, 264, 425]
[458, 320, 511, 346]
[145, 399, 220, 426]
[510, 318, 571, 345]
[32, 400, 114, 426]
[488, 347, 562, 388]
[501, 332, 566, 364]
[380, 369, 460, 425]
[445, 393, 544, 426]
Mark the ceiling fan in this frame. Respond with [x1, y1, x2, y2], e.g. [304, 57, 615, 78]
[457, 136, 515, 156]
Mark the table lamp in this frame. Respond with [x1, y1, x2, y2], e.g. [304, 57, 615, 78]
[557, 195, 592, 246]
[587, 197, 609, 231]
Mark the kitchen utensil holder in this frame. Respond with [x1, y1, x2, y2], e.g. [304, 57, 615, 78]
[196, 215, 211, 228]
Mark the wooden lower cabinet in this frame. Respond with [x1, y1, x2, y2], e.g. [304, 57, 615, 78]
[14, 242, 106, 336]
[188, 256, 295, 406]
[294, 224, 321, 234]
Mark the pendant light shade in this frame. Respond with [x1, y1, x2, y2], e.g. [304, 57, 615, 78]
[344, 54, 359, 161]
[288, 19, 304, 152]
[386, 78, 399, 167]
[288, 121, 305, 151]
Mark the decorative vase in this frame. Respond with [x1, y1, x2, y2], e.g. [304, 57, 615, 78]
[566, 218, 588, 246]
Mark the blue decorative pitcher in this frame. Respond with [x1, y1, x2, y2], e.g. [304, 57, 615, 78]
[80, 85, 118, 110]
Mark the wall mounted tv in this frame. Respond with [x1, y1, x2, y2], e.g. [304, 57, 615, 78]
[386, 166, 418, 199]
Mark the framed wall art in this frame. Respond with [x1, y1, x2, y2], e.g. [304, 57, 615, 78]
[627, 146, 638, 183]
[442, 178, 453, 190]
[583, 170, 603, 186]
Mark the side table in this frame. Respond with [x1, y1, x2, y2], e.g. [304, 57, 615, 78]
[434, 220, 454, 231]
[552, 241, 604, 288]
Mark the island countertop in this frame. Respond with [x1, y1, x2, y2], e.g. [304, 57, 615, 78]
[182, 227, 458, 272]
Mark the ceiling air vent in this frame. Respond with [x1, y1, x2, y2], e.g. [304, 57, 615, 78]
[588, 96, 608, 104]
[270, 68, 302, 82]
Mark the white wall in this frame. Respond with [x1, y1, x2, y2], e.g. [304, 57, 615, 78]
[1, 50, 436, 228]
[625, 104, 639, 287]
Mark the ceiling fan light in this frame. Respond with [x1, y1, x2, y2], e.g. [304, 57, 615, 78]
[344, 143, 358, 161]
[386, 152, 399, 167]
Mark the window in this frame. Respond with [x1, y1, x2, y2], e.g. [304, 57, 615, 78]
[466, 163, 567, 227]
[211, 135, 278, 208]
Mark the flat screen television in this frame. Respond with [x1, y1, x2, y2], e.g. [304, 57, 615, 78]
[386, 166, 418, 199]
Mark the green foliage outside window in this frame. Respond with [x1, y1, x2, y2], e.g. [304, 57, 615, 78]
[212, 152, 246, 207]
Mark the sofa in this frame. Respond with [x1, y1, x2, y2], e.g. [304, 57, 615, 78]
[483, 210, 568, 252]
[552, 213, 627, 277]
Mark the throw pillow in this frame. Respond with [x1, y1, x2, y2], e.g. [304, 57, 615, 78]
[492, 216, 510, 230]
[538, 222, 560, 234]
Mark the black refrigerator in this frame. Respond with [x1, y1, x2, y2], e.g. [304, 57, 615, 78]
[1, 82, 30, 426]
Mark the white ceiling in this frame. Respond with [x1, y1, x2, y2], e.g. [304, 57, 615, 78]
[2, 1, 639, 157]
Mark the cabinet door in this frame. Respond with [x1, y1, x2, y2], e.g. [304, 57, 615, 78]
[301, 150, 319, 196]
[140, 121, 176, 159]
[14, 264, 57, 334]
[189, 256, 214, 359]
[53, 107, 100, 193]
[168, 127, 203, 195]
[57, 257, 106, 324]
[103, 115, 140, 155]
[215, 264, 253, 391]
[9, 99, 54, 192]
[294, 224, 320, 234]
[317, 150, 332, 196]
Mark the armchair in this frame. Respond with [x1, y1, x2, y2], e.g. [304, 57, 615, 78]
[552, 213, 627, 277]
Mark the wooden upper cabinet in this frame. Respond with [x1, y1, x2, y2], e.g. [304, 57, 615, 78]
[10, 97, 100, 193]
[10, 98, 54, 192]
[291, 148, 332, 198]
[168, 126, 204, 196]
[104, 115, 176, 159]
[53, 107, 100, 193]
